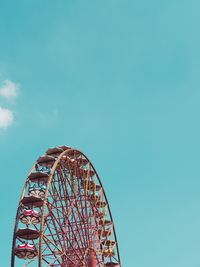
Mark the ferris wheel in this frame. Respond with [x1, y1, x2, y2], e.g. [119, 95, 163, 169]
[11, 146, 121, 267]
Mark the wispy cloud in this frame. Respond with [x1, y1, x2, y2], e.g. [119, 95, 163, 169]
[0, 106, 14, 128]
[0, 79, 18, 99]
[0, 79, 19, 130]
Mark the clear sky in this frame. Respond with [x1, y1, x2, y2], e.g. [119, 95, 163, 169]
[0, 0, 200, 266]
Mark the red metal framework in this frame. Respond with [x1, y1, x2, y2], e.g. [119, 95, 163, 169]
[11, 146, 121, 267]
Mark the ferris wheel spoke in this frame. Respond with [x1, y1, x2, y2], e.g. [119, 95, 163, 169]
[71, 196, 89, 245]
[69, 206, 87, 250]
[58, 166, 91, 249]
[55, 163, 96, 261]
[46, 190, 67, 233]
[46, 200, 65, 224]
[54, 172, 69, 204]
[57, 168, 69, 199]
[48, 200, 85, 263]
[22, 256, 38, 266]
[61, 165, 77, 197]
[45, 208, 64, 238]
[61, 203, 86, 259]
[64, 218, 85, 259]
[82, 197, 91, 247]
[50, 179, 67, 215]
[85, 193, 94, 248]
[73, 199, 90, 249]
[57, 169, 77, 215]
[46, 252, 65, 267]
[42, 236, 63, 265]
[43, 213, 64, 252]
[72, 206, 86, 250]
[43, 234, 64, 254]
[81, 166, 94, 247]
[63, 173, 95, 257]
[42, 257, 51, 265]
[48, 205, 64, 233]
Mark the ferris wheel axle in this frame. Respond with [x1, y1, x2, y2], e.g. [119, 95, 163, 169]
[87, 251, 97, 267]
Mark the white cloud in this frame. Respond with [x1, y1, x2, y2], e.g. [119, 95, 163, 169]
[0, 79, 18, 99]
[0, 106, 14, 128]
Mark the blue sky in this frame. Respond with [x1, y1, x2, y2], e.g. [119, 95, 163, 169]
[0, 0, 200, 266]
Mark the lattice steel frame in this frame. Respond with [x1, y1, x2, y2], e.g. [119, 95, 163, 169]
[11, 148, 121, 267]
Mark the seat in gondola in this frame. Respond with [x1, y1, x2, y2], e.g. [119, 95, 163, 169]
[98, 229, 111, 237]
[28, 184, 46, 198]
[88, 184, 101, 191]
[20, 209, 41, 225]
[81, 180, 101, 191]
[99, 220, 113, 227]
[103, 249, 115, 257]
[77, 157, 88, 166]
[89, 193, 101, 203]
[15, 243, 37, 259]
[81, 168, 95, 178]
[95, 210, 106, 218]
[96, 201, 107, 208]
[81, 179, 95, 188]
[101, 240, 116, 247]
